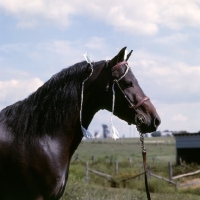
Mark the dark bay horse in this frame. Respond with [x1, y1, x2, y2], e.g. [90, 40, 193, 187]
[0, 47, 160, 200]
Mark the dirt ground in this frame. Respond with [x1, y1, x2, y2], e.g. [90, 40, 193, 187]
[179, 178, 200, 189]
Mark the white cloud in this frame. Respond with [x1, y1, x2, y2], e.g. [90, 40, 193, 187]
[156, 102, 200, 132]
[1, 40, 200, 106]
[0, 43, 31, 53]
[0, 0, 75, 28]
[1, 0, 200, 35]
[159, 1, 200, 29]
[104, 1, 159, 35]
[154, 33, 189, 45]
[0, 40, 86, 77]
[0, 78, 43, 109]
[150, 62, 200, 93]
[85, 37, 106, 50]
[0, 67, 30, 81]
[128, 50, 200, 104]
[172, 114, 187, 122]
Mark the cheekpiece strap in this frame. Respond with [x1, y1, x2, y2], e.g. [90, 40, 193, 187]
[111, 61, 129, 140]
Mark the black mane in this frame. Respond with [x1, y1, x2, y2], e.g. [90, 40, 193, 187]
[1, 60, 105, 138]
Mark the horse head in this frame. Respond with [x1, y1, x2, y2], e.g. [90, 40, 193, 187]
[104, 47, 161, 134]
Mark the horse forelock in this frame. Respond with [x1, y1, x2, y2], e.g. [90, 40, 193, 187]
[1, 60, 106, 139]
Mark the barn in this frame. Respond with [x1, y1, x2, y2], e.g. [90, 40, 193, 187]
[173, 132, 200, 164]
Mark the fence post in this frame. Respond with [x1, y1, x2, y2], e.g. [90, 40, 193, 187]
[168, 162, 173, 181]
[123, 181, 126, 188]
[128, 157, 132, 167]
[85, 162, 89, 183]
[179, 157, 182, 165]
[75, 153, 79, 162]
[115, 161, 118, 175]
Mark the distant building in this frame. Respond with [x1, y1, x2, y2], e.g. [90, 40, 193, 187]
[173, 132, 200, 164]
[161, 130, 173, 137]
[151, 130, 172, 137]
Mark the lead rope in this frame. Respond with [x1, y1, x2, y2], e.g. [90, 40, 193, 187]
[139, 132, 151, 200]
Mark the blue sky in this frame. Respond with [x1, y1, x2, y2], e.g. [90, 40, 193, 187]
[1, 0, 200, 137]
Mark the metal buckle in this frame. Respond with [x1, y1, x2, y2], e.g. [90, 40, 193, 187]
[135, 113, 147, 125]
[128, 103, 134, 108]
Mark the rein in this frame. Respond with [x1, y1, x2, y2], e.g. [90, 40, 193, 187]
[112, 61, 151, 200]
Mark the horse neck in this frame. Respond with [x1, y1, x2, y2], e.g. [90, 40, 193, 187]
[81, 63, 110, 129]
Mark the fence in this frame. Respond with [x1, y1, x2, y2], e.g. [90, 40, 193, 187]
[73, 154, 179, 187]
[173, 170, 200, 180]
[73, 153, 200, 188]
[172, 158, 200, 180]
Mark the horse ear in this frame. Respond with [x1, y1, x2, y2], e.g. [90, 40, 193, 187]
[126, 50, 133, 61]
[109, 46, 127, 67]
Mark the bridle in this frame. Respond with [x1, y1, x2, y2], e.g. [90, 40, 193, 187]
[114, 79, 149, 110]
[111, 61, 149, 115]
[111, 60, 151, 200]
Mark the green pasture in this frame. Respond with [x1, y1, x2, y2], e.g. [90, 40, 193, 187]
[62, 137, 200, 200]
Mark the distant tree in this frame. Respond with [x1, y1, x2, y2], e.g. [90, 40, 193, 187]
[179, 130, 188, 134]
[94, 131, 99, 138]
[102, 124, 109, 138]
[151, 131, 161, 137]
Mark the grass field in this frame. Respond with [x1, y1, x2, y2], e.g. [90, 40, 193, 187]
[62, 137, 200, 200]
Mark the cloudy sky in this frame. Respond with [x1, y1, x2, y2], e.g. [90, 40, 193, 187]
[1, 0, 200, 137]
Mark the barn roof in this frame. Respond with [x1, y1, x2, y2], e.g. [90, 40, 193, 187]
[173, 132, 200, 137]
[173, 132, 200, 148]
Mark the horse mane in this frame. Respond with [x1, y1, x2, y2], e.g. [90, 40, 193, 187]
[1, 60, 105, 138]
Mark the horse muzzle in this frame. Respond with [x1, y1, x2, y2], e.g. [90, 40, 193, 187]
[135, 112, 161, 134]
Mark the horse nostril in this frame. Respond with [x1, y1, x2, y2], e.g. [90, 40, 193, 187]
[154, 116, 161, 128]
